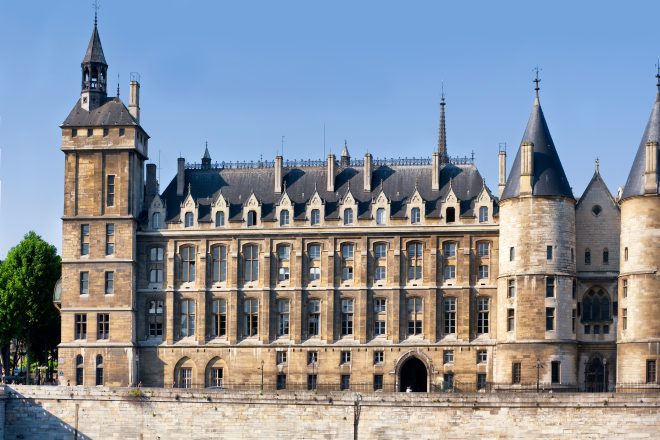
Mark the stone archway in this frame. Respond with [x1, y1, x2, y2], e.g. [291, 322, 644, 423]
[398, 356, 428, 392]
[585, 356, 605, 392]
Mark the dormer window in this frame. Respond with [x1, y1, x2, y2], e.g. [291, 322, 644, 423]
[184, 212, 194, 228]
[280, 210, 290, 226]
[411, 207, 421, 224]
[376, 208, 386, 225]
[152, 212, 161, 229]
[87, 128, 93, 137]
[311, 209, 320, 226]
[215, 211, 225, 227]
[343, 208, 354, 225]
[479, 206, 488, 223]
[446, 207, 456, 223]
[72, 128, 78, 137]
[247, 210, 257, 227]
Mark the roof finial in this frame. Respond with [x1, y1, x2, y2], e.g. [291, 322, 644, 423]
[595, 157, 600, 174]
[438, 84, 448, 164]
[533, 65, 542, 98]
[93, 0, 100, 27]
[656, 58, 660, 91]
[116, 73, 120, 97]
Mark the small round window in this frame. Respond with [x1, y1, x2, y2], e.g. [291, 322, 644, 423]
[591, 205, 602, 216]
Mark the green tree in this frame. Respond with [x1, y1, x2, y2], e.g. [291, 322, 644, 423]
[0, 231, 61, 381]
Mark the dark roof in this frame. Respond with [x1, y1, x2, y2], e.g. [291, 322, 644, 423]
[501, 96, 574, 200]
[82, 24, 107, 65]
[576, 168, 618, 210]
[61, 97, 138, 127]
[159, 161, 492, 223]
[621, 91, 660, 200]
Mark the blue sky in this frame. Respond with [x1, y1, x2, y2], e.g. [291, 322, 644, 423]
[0, 0, 658, 256]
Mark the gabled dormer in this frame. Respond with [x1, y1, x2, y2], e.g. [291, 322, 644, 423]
[243, 192, 261, 227]
[474, 179, 494, 223]
[306, 189, 325, 226]
[180, 189, 197, 228]
[407, 187, 425, 225]
[443, 180, 460, 224]
[275, 189, 293, 227]
[148, 194, 166, 230]
[340, 186, 358, 226]
[372, 189, 390, 225]
[211, 190, 229, 228]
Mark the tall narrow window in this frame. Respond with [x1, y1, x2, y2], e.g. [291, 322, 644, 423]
[340, 374, 350, 391]
[585, 248, 591, 265]
[277, 299, 290, 336]
[374, 298, 386, 336]
[104, 271, 114, 295]
[243, 299, 259, 337]
[546, 245, 553, 260]
[507, 309, 515, 332]
[277, 244, 291, 282]
[622, 279, 628, 298]
[477, 242, 490, 257]
[477, 297, 489, 334]
[76, 355, 84, 386]
[211, 299, 227, 337]
[180, 299, 195, 337]
[308, 299, 320, 337]
[572, 308, 576, 333]
[215, 211, 225, 227]
[512, 363, 521, 384]
[81, 224, 90, 256]
[624, 247, 628, 261]
[152, 212, 161, 229]
[478, 265, 489, 280]
[276, 374, 287, 390]
[310, 209, 320, 225]
[308, 244, 321, 282]
[75, 314, 87, 339]
[407, 297, 423, 336]
[443, 242, 457, 257]
[446, 207, 456, 223]
[341, 243, 354, 282]
[180, 245, 196, 282]
[280, 210, 290, 226]
[410, 207, 421, 224]
[211, 245, 227, 283]
[243, 244, 259, 282]
[479, 206, 488, 222]
[148, 300, 164, 338]
[374, 243, 387, 282]
[622, 308, 627, 330]
[546, 276, 555, 297]
[105, 224, 115, 255]
[341, 298, 354, 336]
[343, 208, 354, 225]
[179, 368, 192, 388]
[106, 175, 115, 207]
[97, 313, 109, 340]
[507, 279, 516, 298]
[546, 307, 555, 331]
[149, 247, 164, 284]
[184, 212, 194, 228]
[551, 361, 561, 384]
[407, 242, 423, 281]
[603, 248, 609, 264]
[95, 355, 104, 386]
[376, 208, 386, 225]
[509, 246, 515, 261]
[443, 298, 456, 334]
[80, 271, 89, 295]
[210, 368, 223, 388]
[247, 210, 257, 227]
[646, 360, 657, 384]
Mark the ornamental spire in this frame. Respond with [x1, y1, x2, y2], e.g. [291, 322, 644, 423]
[438, 84, 448, 164]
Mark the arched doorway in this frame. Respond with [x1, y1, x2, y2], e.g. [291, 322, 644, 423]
[399, 356, 428, 392]
[585, 357, 605, 392]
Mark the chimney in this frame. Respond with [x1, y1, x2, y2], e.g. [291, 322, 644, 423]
[519, 142, 534, 195]
[363, 153, 372, 192]
[327, 153, 336, 192]
[146, 163, 158, 199]
[498, 149, 507, 197]
[274, 155, 283, 193]
[645, 141, 658, 194]
[177, 157, 186, 196]
[129, 80, 140, 123]
[431, 152, 440, 191]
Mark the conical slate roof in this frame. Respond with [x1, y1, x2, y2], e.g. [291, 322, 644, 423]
[82, 24, 107, 65]
[501, 96, 574, 200]
[621, 90, 660, 199]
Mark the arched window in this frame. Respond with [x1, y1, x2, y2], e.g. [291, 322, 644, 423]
[376, 208, 386, 225]
[310, 209, 321, 226]
[343, 208, 354, 225]
[446, 207, 456, 223]
[206, 357, 225, 388]
[75, 355, 84, 386]
[407, 242, 423, 281]
[211, 245, 227, 283]
[152, 212, 161, 229]
[603, 248, 609, 264]
[277, 244, 291, 282]
[184, 212, 194, 228]
[308, 244, 321, 282]
[479, 206, 489, 223]
[411, 207, 421, 224]
[581, 289, 611, 323]
[95, 355, 104, 386]
[280, 210, 290, 226]
[624, 247, 628, 261]
[215, 211, 225, 227]
[175, 358, 194, 388]
[243, 244, 259, 282]
[247, 210, 257, 227]
[180, 245, 196, 282]
[374, 242, 387, 282]
[585, 248, 591, 265]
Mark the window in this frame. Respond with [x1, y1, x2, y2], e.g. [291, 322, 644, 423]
[341, 351, 351, 364]
[104, 271, 114, 294]
[572, 308, 576, 333]
[446, 207, 455, 223]
[243, 299, 259, 337]
[180, 299, 195, 337]
[247, 210, 257, 227]
[443, 298, 456, 334]
[477, 242, 489, 257]
[307, 374, 318, 391]
[551, 361, 560, 384]
[622, 308, 627, 330]
[103, 128, 109, 137]
[81, 224, 90, 255]
[407, 242, 423, 281]
[308, 351, 318, 365]
[546, 307, 555, 331]
[572, 279, 577, 299]
[184, 212, 194, 228]
[152, 212, 161, 229]
[211, 299, 226, 337]
[95, 355, 104, 386]
[477, 350, 487, 364]
[341, 243, 354, 282]
[546, 245, 553, 260]
[211, 245, 227, 283]
[374, 351, 384, 364]
[443, 242, 457, 257]
[80, 272, 89, 295]
[341, 299, 354, 336]
[478, 265, 489, 280]
[149, 247, 164, 284]
[243, 244, 259, 282]
[119, 127, 125, 137]
[276, 374, 287, 390]
[571, 248, 574, 262]
[477, 297, 489, 334]
[106, 175, 115, 207]
[105, 224, 115, 255]
[340, 374, 351, 391]
[276, 351, 287, 365]
[180, 245, 196, 282]
[215, 211, 225, 227]
[479, 206, 488, 222]
[373, 374, 384, 391]
[443, 350, 454, 364]
[308, 299, 320, 337]
[622, 279, 628, 298]
[374, 243, 387, 282]
[581, 289, 611, 322]
[376, 208, 386, 225]
[277, 299, 290, 336]
[75, 314, 87, 340]
[210, 368, 223, 388]
[444, 265, 456, 280]
[411, 207, 421, 224]
[546, 277, 555, 298]
[280, 210, 290, 226]
[179, 367, 192, 388]
[509, 246, 515, 261]
[407, 297, 423, 336]
[585, 248, 591, 265]
[343, 208, 354, 225]
[374, 298, 386, 336]
[75, 355, 84, 386]
[646, 360, 657, 384]
[276, 245, 291, 282]
[507, 309, 515, 332]
[310, 209, 320, 225]
[97, 313, 109, 340]
[308, 244, 321, 282]
[512, 362, 521, 384]
[477, 373, 487, 390]
[72, 128, 78, 137]
[507, 279, 516, 298]
[603, 248, 609, 264]
[624, 247, 628, 261]
[148, 300, 164, 338]
[592, 205, 602, 216]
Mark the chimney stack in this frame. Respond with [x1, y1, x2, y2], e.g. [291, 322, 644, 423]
[519, 142, 534, 195]
[177, 157, 186, 196]
[274, 155, 283, 193]
[645, 141, 658, 194]
[498, 149, 507, 197]
[129, 79, 140, 123]
[431, 152, 440, 191]
[146, 163, 158, 199]
[327, 153, 336, 192]
[363, 153, 372, 192]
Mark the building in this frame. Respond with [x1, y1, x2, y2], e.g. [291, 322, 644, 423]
[55, 20, 659, 392]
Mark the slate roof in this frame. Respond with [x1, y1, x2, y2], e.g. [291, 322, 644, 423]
[621, 90, 660, 200]
[576, 168, 618, 210]
[159, 160, 494, 224]
[61, 97, 138, 127]
[501, 96, 574, 200]
[82, 24, 107, 65]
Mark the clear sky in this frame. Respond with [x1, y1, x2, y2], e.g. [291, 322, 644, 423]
[0, 0, 658, 257]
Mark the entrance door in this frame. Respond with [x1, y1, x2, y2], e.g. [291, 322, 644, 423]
[399, 356, 427, 392]
[585, 358, 605, 392]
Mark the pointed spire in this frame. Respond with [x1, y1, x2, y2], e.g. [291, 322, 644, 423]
[201, 141, 212, 169]
[341, 140, 350, 157]
[82, 16, 107, 66]
[438, 84, 448, 163]
[340, 140, 350, 167]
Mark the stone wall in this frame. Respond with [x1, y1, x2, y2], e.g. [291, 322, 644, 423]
[3, 385, 660, 439]
[0, 387, 5, 440]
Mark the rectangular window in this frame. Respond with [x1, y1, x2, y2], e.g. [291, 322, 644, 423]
[477, 297, 489, 334]
[97, 313, 109, 340]
[407, 242, 423, 281]
[374, 298, 386, 313]
[477, 350, 487, 364]
[148, 247, 164, 284]
[443, 298, 456, 334]
[72, 128, 77, 137]
[74, 313, 87, 340]
[277, 245, 291, 282]
[106, 175, 115, 207]
[243, 245, 258, 283]
[546, 245, 553, 260]
[374, 243, 387, 282]
[509, 246, 515, 261]
[477, 242, 490, 257]
[148, 300, 164, 338]
[512, 362, 521, 384]
[622, 309, 627, 331]
[211, 245, 227, 283]
[79, 271, 89, 295]
[546, 307, 555, 331]
[87, 128, 93, 137]
[603, 324, 610, 334]
[104, 271, 114, 294]
[477, 373, 487, 390]
[507, 279, 516, 298]
[584, 324, 591, 334]
[81, 224, 90, 255]
[103, 128, 109, 137]
[210, 368, 223, 388]
[507, 309, 515, 332]
[623, 279, 628, 298]
[180, 368, 192, 388]
[443, 350, 454, 364]
[308, 299, 320, 337]
[341, 243, 354, 282]
[341, 299, 354, 336]
[307, 374, 317, 391]
[551, 361, 560, 384]
[443, 373, 455, 391]
[374, 351, 384, 364]
[277, 299, 290, 336]
[243, 299, 259, 337]
[180, 246, 196, 283]
[374, 320, 386, 336]
[180, 299, 196, 337]
[308, 244, 321, 282]
[211, 299, 227, 337]
[646, 360, 657, 384]
[572, 279, 577, 299]
[443, 242, 457, 257]
[307, 351, 318, 365]
[340, 374, 351, 391]
[407, 297, 423, 336]
[546, 276, 555, 298]
[105, 223, 115, 255]
[341, 351, 351, 364]
[119, 127, 125, 137]
[373, 374, 384, 391]
[276, 374, 287, 390]
[374, 298, 386, 336]
[276, 351, 287, 365]
[572, 308, 576, 333]
[478, 265, 489, 280]
[444, 265, 456, 280]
